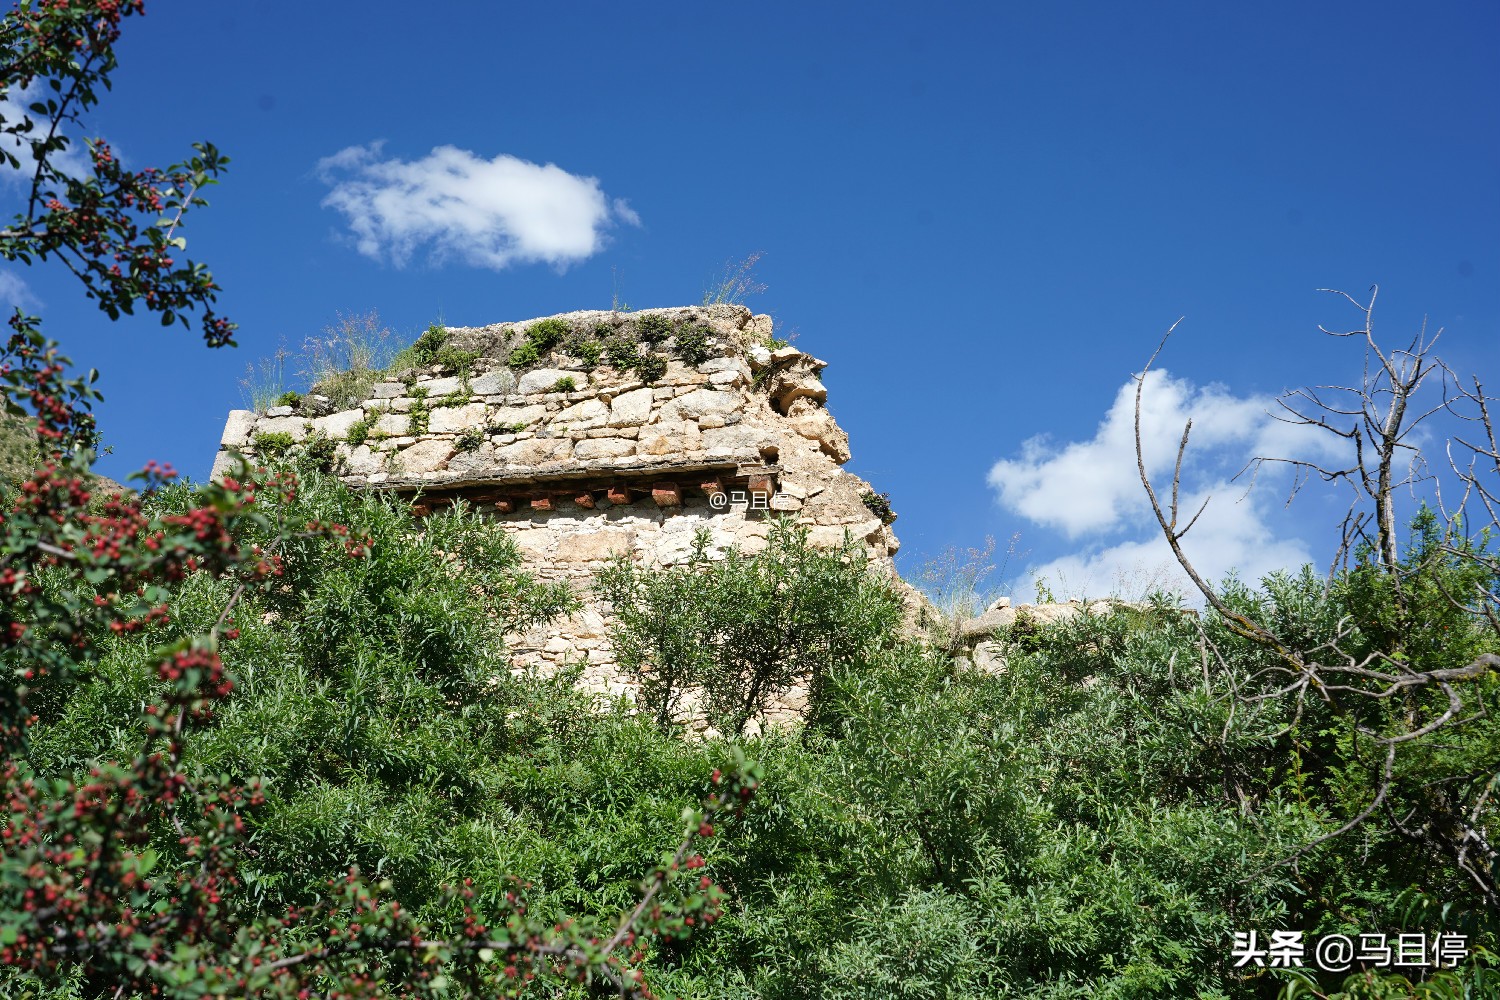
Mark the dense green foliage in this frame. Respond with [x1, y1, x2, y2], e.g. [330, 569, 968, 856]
[14, 452, 1496, 996]
[595, 520, 907, 736]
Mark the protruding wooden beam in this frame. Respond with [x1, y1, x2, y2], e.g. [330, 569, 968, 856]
[494, 498, 516, 514]
[573, 491, 597, 509]
[652, 482, 682, 508]
[606, 483, 632, 506]
[530, 495, 555, 512]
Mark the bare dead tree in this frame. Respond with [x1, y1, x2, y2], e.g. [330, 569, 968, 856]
[1133, 286, 1499, 907]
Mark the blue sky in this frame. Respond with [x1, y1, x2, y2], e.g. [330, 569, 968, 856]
[4, 1, 1497, 601]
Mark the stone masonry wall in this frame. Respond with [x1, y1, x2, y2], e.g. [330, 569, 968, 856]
[213, 305, 901, 700]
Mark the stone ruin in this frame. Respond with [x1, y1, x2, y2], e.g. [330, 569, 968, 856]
[212, 305, 902, 700]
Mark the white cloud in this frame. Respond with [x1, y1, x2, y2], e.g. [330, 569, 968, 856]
[316, 142, 639, 271]
[0, 270, 37, 309]
[1, 80, 91, 181]
[1013, 484, 1318, 603]
[989, 369, 1347, 602]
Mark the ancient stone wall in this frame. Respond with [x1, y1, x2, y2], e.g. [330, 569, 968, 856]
[213, 305, 900, 696]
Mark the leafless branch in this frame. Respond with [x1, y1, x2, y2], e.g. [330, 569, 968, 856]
[1135, 288, 1499, 903]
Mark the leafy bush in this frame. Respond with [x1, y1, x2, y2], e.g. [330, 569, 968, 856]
[595, 519, 907, 735]
[675, 324, 713, 365]
[301, 431, 339, 472]
[508, 318, 571, 368]
[274, 389, 302, 408]
[344, 413, 375, 447]
[861, 490, 896, 524]
[386, 322, 450, 373]
[636, 352, 667, 383]
[568, 333, 604, 370]
[252, 430, 296, 456]
[507, 339, 540, 368]
[636, 312, 673, 343]
[407, 385, 431, 436]
[455, 426, 485, 451]
[605, 336, 640, 371]
[432, 343, 480, 374]
[553, 375, 577, 392]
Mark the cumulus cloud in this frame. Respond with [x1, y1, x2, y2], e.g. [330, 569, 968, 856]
[315, 142, 640, 271]
[989, 369, 1346, 602]
[1012, 485, 1319, 603]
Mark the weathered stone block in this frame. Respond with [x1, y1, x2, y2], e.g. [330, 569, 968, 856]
[495, 438, 570, 465]
[374, 413, 407, 436]
[256, 416, 307, 441]
[558, 398, 608, 426]
[220, 410, 256, 448]
[608, 387, 654, 427]
[517, 368, 575, 394]
[314, 409, 365, 439]
[342, 444, 384, 475]
[574, 438, 636, 461]
[492, 404, 546, 427]
[469, 370, 516, 395]
[556, 529, 635, 562]
[669, 388, 740, 421]
[428, 402, 487, 433]
[209, 450, 236, 483]
[397, 439, 454, 474]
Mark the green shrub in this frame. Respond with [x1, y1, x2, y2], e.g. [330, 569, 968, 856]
[507, 318, 572, 368]
[861, 490, 896, 525]
[605, 337, 640, 371]
[301, 432, 339, 472]
[506, 340, 540, 368]
[527, 318, 571, 350]
[344, 414, 375, 447]
[568, 335, 604, 370]
[253, 430, 296, 456]
[635, 352, 667, 384]
[674, 324, 713, 366]
[432, 344, 480, 374]
[407, 385, 431, 436]
[552, 375, 576, 393]
[595, 518, 907, 735]
[274, 390, 302, 409]
[396, 323, 450, 369]
[455, 426, 485, 452]
[636, 313, 673, 343]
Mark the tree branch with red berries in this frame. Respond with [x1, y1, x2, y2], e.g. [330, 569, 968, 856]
[1, 3, 763, 996]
